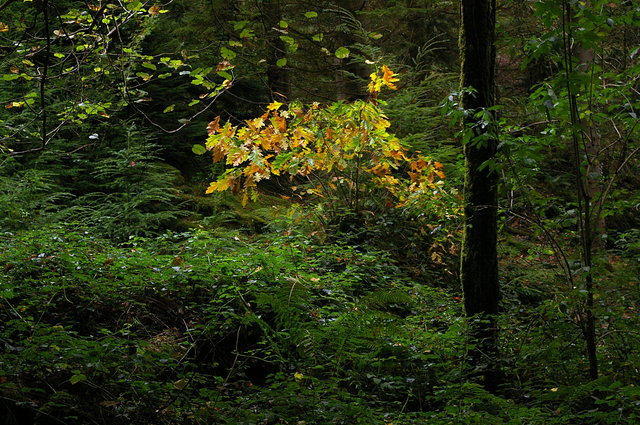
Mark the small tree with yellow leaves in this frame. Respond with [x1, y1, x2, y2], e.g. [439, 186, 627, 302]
[195, 66, 447, 221]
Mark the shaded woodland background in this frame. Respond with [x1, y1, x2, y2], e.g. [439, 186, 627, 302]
[1, 0, 639, 424]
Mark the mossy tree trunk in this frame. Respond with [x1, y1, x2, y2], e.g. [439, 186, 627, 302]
[459, 0, 501, 392]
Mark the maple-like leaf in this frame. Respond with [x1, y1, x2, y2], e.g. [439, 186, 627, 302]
[267, 101, 283, 111]
[207, 116, 221, 135]
[205, 177, 231, 194]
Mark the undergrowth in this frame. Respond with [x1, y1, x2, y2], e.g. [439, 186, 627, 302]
[1, 223, 638, 424]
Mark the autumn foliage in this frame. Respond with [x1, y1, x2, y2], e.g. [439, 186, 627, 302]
[199, 67, 446, 211]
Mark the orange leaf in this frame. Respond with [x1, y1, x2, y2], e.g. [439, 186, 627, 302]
[207, 117, 221, 135]
[388, 150, 407, 161]
[217, 60, 234, 71]
[273, 115, 287, 133]
[381, 65, 399, 90]
[370, 162, 390, 176]
[148, 5, 161, 15]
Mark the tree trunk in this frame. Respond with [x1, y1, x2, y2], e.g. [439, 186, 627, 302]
[459, 0, 501, 392]
[564, 0, 600, 380]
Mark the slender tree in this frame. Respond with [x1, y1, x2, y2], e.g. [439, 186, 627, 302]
[459, 0, 501, 391]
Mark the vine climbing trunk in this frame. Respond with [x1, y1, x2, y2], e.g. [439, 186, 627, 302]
[459, 0, 501, 392]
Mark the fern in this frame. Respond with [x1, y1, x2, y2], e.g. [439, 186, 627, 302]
[0, 166, 72, 231]
[68, 125, 187, 240]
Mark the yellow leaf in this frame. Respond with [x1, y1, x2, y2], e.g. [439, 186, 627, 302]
[370, 162, 390, 176]
[0, 22, 9, 32]
[173, 378, 189, 390]
[247, 117, 264, 131]
[267, 101, 283, 111]
[293, 372, 304, 380]
[148, 5, 161, 15]
[205, 178, 231, 194]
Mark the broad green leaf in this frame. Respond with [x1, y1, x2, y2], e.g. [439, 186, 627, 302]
[280, 35, 295, 45]
[304, 11, 318, 18]
[312, 33, 323, 42]
[70, 374, 87, 385]
[276, 58, 287, 67]
[279, 20, 288, 28]
[220, 46, 236, 60]
[163, 104, 175, 113]
[192, 144, 207, 155]
[232, 20, 249, 31]
[239, 28, 255, 39]
[127, 1, 142, 11]
[135, 72, 151, 80]
[335, 47, 350, 59]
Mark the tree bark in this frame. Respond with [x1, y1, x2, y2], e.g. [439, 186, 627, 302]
[459, 0, 501, 392]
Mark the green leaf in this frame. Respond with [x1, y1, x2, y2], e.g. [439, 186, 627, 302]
[368, 32, 383, 40]
[163, 104, 175, 113]
[70, 374, 87, 385]
[126, 1, 142, 11]
[334, 47, 350, 59]
[239, 28, 255, 39]
[192, 144, 207, 155]
[280, 35, 295, 45]
[276, 58, 287, 67]
[232, 20, 249, 31]
[279, 20, 288, 28]
[312, 33, 323, 42]
[304, 11, 318, 18]
[220, 46, 236, 60]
